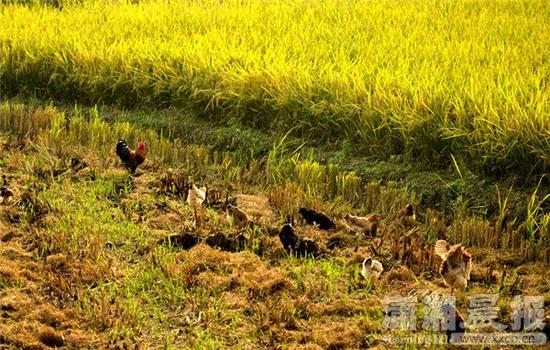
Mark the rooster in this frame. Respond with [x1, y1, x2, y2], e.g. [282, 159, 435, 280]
[115, 139, 147, 173]
[187, 182, 206, 227]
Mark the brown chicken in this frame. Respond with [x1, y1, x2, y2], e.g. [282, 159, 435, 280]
[343, 213, 381, 236]
[434, 240, 473, 294]
[344, 213, 380, 227]
[226, 204, 252, 228]
[398, 204, 416, 227]
[116, 139, 147, 173]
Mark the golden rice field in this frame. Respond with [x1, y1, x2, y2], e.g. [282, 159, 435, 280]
[1, 2, 550, 347]
[1, 0, 549, 175]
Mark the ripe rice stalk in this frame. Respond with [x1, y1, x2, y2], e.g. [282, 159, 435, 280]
[1, 0, 549, 176]
[325, 163, 339, 198]
[335, 171, 361, 204]
[295, 160, 324, 198]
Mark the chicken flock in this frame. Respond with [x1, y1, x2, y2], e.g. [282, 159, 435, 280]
[113, 139, 473, 298]
[0, 138, 490, 343]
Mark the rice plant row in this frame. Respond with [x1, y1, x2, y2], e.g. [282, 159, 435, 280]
[1, 0, 549, 175]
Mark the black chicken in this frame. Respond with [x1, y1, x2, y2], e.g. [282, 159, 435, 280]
[298, 207, 335, 230]
[295, 237, 319, 257]
[279, 223, 299, 252]
[279, 223, 320, 257]
[158, 232, 200, 250]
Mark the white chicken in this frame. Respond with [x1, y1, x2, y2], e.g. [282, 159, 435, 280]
[187, 182, 206, 227]
[361, 257, 384, 282]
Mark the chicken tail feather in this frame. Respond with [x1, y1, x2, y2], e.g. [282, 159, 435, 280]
[434, 239, 450, 258]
